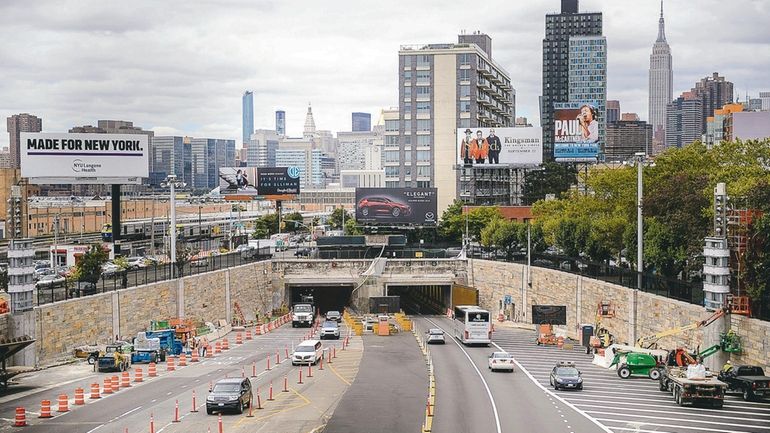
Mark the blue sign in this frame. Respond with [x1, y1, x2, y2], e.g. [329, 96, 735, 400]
[504, 295, 512, 305]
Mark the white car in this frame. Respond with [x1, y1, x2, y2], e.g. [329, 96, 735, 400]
[101, 263, 120, 278]
[488, 352, 515, 372]
[35, 274, 66, 288]
[127, 257, 147, 269]
[191, 257, 209, 267]
[426, 328, 445, 344]
[320, 321, 340, 340]
[292, 340, 323, 365]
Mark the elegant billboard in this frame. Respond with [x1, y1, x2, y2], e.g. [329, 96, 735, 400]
[355, 188, 437, 226]
[20, 133, 149, 184]
[553, 101, 601, 162]
[457, 127, 543, 166]
[257, 167, 301, 195]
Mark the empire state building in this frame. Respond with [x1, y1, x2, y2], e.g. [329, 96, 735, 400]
[648, 1, 672, 153]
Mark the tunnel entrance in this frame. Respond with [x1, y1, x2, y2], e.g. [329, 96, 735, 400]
[288, 284, 354, 316]
[386, 285, 451, 315]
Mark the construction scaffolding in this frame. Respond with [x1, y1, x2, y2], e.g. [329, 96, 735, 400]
[458, 165, 528, 206]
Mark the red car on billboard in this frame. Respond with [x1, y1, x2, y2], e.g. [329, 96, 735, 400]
[357, 196, 412, 218]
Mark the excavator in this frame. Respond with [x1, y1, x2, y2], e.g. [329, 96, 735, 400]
[635, 308, 727, 349]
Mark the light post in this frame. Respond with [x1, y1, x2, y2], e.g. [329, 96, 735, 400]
[160, 175, 186, 278]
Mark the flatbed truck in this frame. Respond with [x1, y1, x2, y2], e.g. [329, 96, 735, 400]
[659, 366, 726, 408]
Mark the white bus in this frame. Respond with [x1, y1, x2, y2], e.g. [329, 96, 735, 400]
[453, 305, 492, 345]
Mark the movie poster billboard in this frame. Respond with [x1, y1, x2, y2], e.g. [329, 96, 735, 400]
[355, 188, 437, 226]
[553, 101, 602, 162]
[20, 133, 149, 184]
[457, 127, 543, 166]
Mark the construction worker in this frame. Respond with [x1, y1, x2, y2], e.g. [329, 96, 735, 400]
[722, 360, 733, 373]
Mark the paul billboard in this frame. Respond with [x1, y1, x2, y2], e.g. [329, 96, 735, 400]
[457, 127, 543, 166]
[20, 133, 149, 184]
[356, 188, 437, 226]
[553, 102, 601, 162]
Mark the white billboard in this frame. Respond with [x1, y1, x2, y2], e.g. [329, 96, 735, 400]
[457, 127, 543, 166]
[20, 133, 149, 184]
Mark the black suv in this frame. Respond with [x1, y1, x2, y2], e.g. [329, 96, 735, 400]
[206, 378, 252, 414]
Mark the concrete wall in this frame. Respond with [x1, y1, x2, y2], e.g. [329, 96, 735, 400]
[731, 315, 770, 369]
[0, 313, 9, 340]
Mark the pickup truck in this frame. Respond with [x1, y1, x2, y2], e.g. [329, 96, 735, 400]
[292, 303, 314, 328]
[659, 366, 726, 408]
[718, 365, 770, 401]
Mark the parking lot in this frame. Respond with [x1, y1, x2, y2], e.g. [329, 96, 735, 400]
[493, 326, 770, 433]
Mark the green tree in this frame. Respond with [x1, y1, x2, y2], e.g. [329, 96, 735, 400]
[523, 162, 578, 204]
[438, 200, 465, 242]
[344, 217, 362, 235]
[328, 207, 352, 230]
[74, 244, 110, 284]
[252, 213, 278, 239]
[175, 242, 199, 277]
[283, 212, 306, 232]
[741, 215, 770, 306]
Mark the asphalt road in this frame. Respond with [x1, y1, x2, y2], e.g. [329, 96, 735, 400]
[494, 326, 770, 433]
[323, 330, 426, 433]
[413, 316, 604, 433]
[0, 323, 355, 433]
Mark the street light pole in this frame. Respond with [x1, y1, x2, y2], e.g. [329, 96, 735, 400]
[637, 154, 644, 291]
[161, 175, 185, 279]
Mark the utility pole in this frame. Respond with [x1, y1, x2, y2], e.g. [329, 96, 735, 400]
[341, 205, 345, 235]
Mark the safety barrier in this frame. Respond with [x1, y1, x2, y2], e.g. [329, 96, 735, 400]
[90, 383, 101, 399]
[102, 377, 113, 395]
[15, 407, 26, 427]
[236, 332, 243, 345]
[57, 394, 69, 413]
[111, 375, 120, 392]
[167, 356, 176, 371]
[39, 400, 52, 418]
[222, 338, 230, 350]
[121, 371, 131, 388]
[135, 367, 144, 382]
[179, 353, 187, 367]
[190, 349, 199, 363]
[148, 362, 157, 377]
[74, 388, 85, 405]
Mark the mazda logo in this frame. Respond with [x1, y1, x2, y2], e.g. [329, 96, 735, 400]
[425, 212, 435, 220]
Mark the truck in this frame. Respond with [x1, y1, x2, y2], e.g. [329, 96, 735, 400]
[292, 303, 314, 328]
[131, 332, 164, 364]
[718, 365, 770, 401]
[143, 329, 185, 357]
[97, 342, 132, 372]
[659, 366, 726, 408]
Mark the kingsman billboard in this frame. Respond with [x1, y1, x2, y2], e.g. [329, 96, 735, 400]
[20, 133, 149, 184]
[355, 188, 437, 226]
[457, 127, 542, 166]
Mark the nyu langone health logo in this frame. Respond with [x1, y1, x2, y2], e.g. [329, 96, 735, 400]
[287, 166, 301, 179]
[72, 159, 101, 173]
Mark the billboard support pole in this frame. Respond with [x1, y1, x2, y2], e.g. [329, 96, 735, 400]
[111, 184, 121, 255]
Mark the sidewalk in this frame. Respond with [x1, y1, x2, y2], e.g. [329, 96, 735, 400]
[322, 331, 427, 433]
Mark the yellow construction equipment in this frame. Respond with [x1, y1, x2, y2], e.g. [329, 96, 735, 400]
[636, 309, 726, 349]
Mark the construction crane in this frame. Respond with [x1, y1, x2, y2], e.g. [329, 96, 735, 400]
[636, 309, 726, 349]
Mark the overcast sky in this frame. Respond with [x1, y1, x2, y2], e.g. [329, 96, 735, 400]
[2, 0, 768, 149]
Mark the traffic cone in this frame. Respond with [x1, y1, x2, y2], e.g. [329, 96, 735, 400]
[39, 400, 52, 418]
[167, 356, 176, 372]
[121, 371, 131, 388]
[148, 362, 157, 377]
[172, 400, 180, 423]
[191, 349, 199, 363]
[222, 338, 230, 350]
[178, 353, 187, 367]
[90, 382, 101, 399]
[205, 345, 213, 358]
[14, 407, 26, 427]
[214, 342, 221, 354]
[191, 390, 199, 413]
[111, 375, 120, 391]
[236, 333, 243, 345]
[134, 367, 144, 382]
[245, 330, 252, 340]
[57, 394, 69, 412]
[74, 387, 85, 405]
[103, 377, 113, 395]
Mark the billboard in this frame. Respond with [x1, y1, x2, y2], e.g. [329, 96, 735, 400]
[457, 127, 542, 166]
[257, 167, 301, 195]
[218, 166, 301, 198]
[553, 101, 601, 162]
[20, 133, 149, 184]
[355, 188, 437, 226]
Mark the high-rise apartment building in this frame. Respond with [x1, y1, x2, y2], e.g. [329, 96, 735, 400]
[760, 92, 770, 111]
[248, 129, 279, 168]
[7, 113, 42, 169]
[275, 142, 322, 189]
[275, 110, 286, 137]
[150, 136, 234, 189]
[336, 130, 383, 172]
[690, 73, 733, 133]
[351, 112, 371, 132]
[242, 91, 254, 146]
[568, 35, 607, 157]
[542, 0, 602, 160]
[397, 32, 514, 213]
[605, 120, 653, 161]
[150, 136, 185, 185]
[648, 1, 673, 152]
[665, 92, 703, 149]
[606, 100, 620, 124]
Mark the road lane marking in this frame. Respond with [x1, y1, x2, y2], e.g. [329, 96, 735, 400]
[426, 318, 502, 433]
[490, 340, 613, 433]
[85, 406, 142, 433]
[593, 418, 755, 433]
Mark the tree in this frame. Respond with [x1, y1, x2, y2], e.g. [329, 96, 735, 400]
[174, 242, 199, 277]
[328, 207, 352, 230]
[283, 212, 306, 232]
[74, 244, 110, 284]
[523, 162, 578, 205]
[741, 215, 770, 307]
[344, 217, 362, 235]
[252, 213, 278, 239]
[438, 200, 465, 242]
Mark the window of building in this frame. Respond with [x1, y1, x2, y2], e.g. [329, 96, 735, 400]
[416, 86, 431, 98]
[416, 166, 431, 177]
[404, 70, 412, 81]
[458, 53, 472, 66]
[403, 86, 412, 99]
[404, 166, 412, 176]
[459, 85, 471, 98]
[416, 101, 431, 113]
[416, 71, 431, 83]
[385, 120, 399, 132]
[403, 120, 411, 131]
[459, 100, 471, 112]
[384, 150, 400, 162]
[416, 135, 431, 146]
[403, 134, 411, 145]
[404, 104, 411, 114]
[416, 181, 431, 188]
[416, 119, 431, 132]
[416, 55, 431, 67]
[458, 69, 471, 81]
[385, 166, 400, 176]
[385, 135, 399, 145]
[416, 150, 431, 161]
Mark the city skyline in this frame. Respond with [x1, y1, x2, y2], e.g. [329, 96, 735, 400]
[1, 0, 768, 150]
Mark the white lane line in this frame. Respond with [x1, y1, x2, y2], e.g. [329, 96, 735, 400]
[426, 318, 502, 433]
[85, 405, 143, 433]
[607, 428, 676, 433]
[567, 397, 770, 416]
[490, 340, 613, 433]
[594, 418, 752, 433]
[576, 403, 765, 420]
[586, 411, 770, 430]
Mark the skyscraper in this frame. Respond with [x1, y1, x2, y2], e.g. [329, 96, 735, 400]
[351, 112, 371, 132]
[275, 110, 286, 137]
[7, 113, 42, 168]
[542, 0, 602, 160]
[648, 1, 673, 152]
[568, 35, 607, 157]
[303, 103, 316, 139]
[242, 91, 254, 146]
[690, 72, 733, 133]
[248, 129, 279, 167]
[665, 92, 703, 149]
[397, 32, 514, 213]
[606, 100, 620, 124]
[605, 121, 653, 161]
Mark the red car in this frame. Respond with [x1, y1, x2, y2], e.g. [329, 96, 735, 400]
[357, 196, 411, 218]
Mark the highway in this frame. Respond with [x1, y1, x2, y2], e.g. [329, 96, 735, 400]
[413, 316, 603, 433]
[0, 322, 361, 433]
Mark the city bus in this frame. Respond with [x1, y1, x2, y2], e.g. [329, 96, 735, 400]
[453, 305, 492, 346]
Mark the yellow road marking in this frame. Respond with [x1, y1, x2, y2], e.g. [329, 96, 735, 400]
[235, 387, 312, 424]
[328, 362, 351, 386]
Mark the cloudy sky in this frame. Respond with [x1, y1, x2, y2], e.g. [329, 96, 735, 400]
[2, 0, 768, 149]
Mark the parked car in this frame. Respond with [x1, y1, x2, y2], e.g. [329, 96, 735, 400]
[34, 267, 56, 281]
[550, 361, 583, 390]
[191, 257, 209, 267]
[101, 263, 120, 278]
[488, 351, 515, 372]
[426, 328, 445, 344]
[357, 196, 411, 218]
[126, 257, 147, 270]
[69, 281, 97, 297]
[325, 310, 342, 322]
[320, 321, 340, 340]
[206, 378, 252, 414]
[35, 274, 66, 288]
[718, 365, 770, 401]
[295, 247, 313, 257]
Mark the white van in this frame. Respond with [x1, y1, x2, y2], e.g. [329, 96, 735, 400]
[292, 340, 323, 365]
